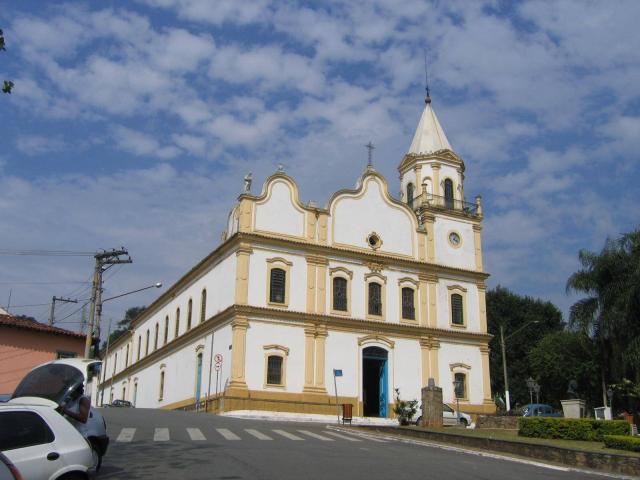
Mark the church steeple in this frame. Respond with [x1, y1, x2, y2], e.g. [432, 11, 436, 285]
[407, 97, 453, 155]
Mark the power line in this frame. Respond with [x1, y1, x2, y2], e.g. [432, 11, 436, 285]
[56, 301, 90, 323]
[0, 281, 90, 285]
[0, 250, 96, 256]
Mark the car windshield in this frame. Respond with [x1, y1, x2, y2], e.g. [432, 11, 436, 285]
[12, 364, 84, 406]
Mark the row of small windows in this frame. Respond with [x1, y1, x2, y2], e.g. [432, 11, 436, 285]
[406, 178, 455, 209]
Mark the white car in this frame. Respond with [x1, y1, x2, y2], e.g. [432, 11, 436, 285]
[0, 404, 96, 480]
[6, 359, 109, 473]
[413, 403, 473, 427]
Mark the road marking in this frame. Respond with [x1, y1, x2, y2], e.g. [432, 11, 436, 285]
[216, 428, 241, 440]
[245, 429, 272, 440]
[116, 428, 136, 442]
[187, 428, 206, 441]
[298, 430, 334, 441]
[272, 429, 304, 441]
[324, 431, 362, 442]
[154, 428, 170, 442]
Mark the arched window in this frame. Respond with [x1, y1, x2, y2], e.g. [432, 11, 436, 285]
[454, 372, 467, 399]
[163, 316, 169, 345]
[145, 330, 149, 356]
[444, 178, 454, 209]
[401, 287, 415, 320]
[125, 344, 130, 367]
[407, 182, 414, 209]
[269, 268, 286, 304]
[113, 353, 117, 376]
[266, 355, 283, 385]
[368, 282, 382, 316]
[154, 323, 159, 351]
[200, 289, 207, 323]
[159, 371, 165, 401]
[137, 335, 141, 361]
[333, 277, 347, 311]
[174, 308, 180, 338]
[187, 298, 193, 331]
[451, 293, 464, 325]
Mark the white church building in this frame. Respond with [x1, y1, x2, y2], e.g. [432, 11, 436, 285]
[100, 96, 495, 418]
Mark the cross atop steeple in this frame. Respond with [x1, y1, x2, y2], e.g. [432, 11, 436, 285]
[365, 141, 375, 169]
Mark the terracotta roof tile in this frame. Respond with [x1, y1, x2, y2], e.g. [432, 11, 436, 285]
[0, 313, 86, 338]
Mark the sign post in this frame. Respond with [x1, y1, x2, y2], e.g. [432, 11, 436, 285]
[333, 369, 343, 423]
[214, 354, 223, 400]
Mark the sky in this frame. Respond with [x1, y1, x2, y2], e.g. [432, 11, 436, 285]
[1, 0, 639, 337]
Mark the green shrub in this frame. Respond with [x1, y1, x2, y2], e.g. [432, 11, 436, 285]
[519, 417, 630, 441]
[393, 388, 418, 426]
[604, 435, 640, 452]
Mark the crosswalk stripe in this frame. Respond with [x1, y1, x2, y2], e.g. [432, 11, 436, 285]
[154, 428, 170, 441]
[216, 428, 241, 440]
[187, 428, 206, 441]
[116, 428, 136, 442]
[298, 430, 334, 441]
[324, 431, 362, 442]
[245, 429, 272, 440]
[272, 429, 304, 441]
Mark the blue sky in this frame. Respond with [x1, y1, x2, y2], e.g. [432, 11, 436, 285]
[1, 0, 639, 334]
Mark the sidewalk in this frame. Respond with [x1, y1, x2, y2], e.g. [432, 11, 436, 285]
[220, 410, 398, 426]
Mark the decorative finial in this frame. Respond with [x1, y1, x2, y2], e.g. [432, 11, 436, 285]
[277, 163, 284, 172]
[243, 172, 252, 193]
[424, 50, 432, 104]
[365, 141, 375, 170]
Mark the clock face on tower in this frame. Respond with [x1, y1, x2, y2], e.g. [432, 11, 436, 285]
[448, 231, 461, 247]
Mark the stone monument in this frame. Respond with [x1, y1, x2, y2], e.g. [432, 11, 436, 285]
[561, 379, 585, 418]
[421, 378, 443, 427]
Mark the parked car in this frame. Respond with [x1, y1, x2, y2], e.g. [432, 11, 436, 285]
[0, 451, 24, 480]
[413, 403, 472, 426]
[522, 403, 562, 417]
[109, 399, 133, 408]
[7, 359, 109, 470]
[0, 404, 96, 480]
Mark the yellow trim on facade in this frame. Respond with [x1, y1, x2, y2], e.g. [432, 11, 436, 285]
[229, 316, 248, 390]
[473, 224, 483, 271]
[235, 244, 253, 305]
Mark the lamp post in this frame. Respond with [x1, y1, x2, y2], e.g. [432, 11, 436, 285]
[533, 382, 541, 404]
[607, 388, 613, 413]
[526, 377, 536, 405]
[453, 378, 463, 425]
[499, 320, 540, 412]
[97, 282, 162, 403]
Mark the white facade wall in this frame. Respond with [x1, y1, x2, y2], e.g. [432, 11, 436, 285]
[330, 177, 416, 257]
[244, 322, 305, 392]
[438, 342, 484, 404]
[254, 180, 305, 237]
[434, 217, 475, 270]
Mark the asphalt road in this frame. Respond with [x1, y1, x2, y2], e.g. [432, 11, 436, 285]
[99, 408, 614, 480]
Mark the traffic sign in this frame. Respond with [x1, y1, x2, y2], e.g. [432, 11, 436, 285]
[214, 363, 222, 372]
[214, 353, 223, 364]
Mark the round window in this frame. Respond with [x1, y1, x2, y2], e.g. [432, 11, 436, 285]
[366, 232, 382, 250]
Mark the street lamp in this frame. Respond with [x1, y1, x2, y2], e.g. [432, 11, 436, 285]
[499, 320, 540, 412]
[533, 382, 541, 404]
[453, 378, 463, 425]
[526, 377, 536, 405]
[607, 388, 613, 412]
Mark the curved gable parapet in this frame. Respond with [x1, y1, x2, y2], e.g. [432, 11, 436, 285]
[253, 173, 307, 238]
[328, 172, 418, 257]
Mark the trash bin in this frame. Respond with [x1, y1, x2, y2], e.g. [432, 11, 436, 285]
[341, 403, 353, 425]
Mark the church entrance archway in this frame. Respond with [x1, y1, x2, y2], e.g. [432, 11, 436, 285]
[362, 346, 388, 417]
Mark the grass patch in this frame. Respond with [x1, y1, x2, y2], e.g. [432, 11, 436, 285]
[416, 427, 640, 458]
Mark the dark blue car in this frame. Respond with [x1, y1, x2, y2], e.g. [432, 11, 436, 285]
[522, 403, 562, 417]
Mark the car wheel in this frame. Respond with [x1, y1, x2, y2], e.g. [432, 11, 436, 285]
[56, 472, 87, 480]
[459, 418, 468, 427]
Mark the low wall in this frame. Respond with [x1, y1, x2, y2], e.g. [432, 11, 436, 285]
[356, 426, 640, 477]
[476, 415, 519, 429]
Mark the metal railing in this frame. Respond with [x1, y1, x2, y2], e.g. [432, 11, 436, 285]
[410, 193, 481, 217]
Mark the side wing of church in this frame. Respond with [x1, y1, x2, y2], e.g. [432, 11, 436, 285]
[100, 97, 495, 417]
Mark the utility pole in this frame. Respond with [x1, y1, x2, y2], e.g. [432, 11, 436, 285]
[49, 296, 78, 325]
[500, 324, 511, 412]
[84, 248, 132, 358]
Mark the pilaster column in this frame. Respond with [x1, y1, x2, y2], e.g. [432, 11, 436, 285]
[234, 244, 253, 304]
[476, 281, 488, 333]
[314, 326, 328, 392]
[419, 337, 431, 387]
[316, 261, 327, 314]
[480, 344, 493, 403]
[473, 224, 484, 272]
[306, 262, 316, 313]
[318, 214, 328, 245]
[415, 165, 423, 195]
[423, 213, 436, 262]
[303, 326, 316, 390]
[237, 198, 253, 232]
[431, 164, 441, 196]
[457, 167, 464, 201]
[418, 275, 430, 327]
[424, 273, 438, 328]
[229, 316, 248, 391]
[429, 339, 440, 385]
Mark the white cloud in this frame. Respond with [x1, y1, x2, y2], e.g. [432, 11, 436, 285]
[112, 126, 181, 159]
[15, 135, 67, 156]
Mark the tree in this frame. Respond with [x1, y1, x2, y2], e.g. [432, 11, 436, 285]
[528, 330, 599, 408]
[487, 286, 564, 409]
[1, 29, 14, 93]
[566, 227, 640, 405]
[102, 306, 146, 348]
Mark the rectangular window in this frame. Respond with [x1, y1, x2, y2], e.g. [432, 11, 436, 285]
[454, 372, 466, 399]
[269, 268, 286, 304]
[451, 294, 464, 325]
[368, 282, 382, 316]
[159, 371, 165, 400]
[266, 356, 283, 385]
[333, 277, 347, 311]
[401, 287, 415, 320]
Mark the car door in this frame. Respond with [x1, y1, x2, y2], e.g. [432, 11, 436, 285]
[0, 410, 64, 480]
[442, 404, 455, 425]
